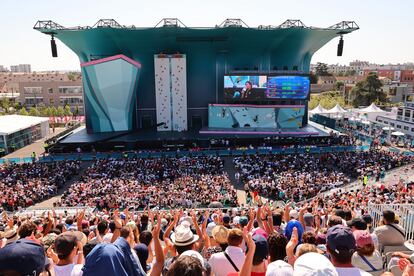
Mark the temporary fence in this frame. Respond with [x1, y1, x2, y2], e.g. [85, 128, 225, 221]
[368, 203, 414, 241]
[0, 145, 370, 164]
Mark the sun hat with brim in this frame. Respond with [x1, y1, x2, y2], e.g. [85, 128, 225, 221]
[3, 229, 19, 244]
[266, 260, 293, 276]
[61, 230, 87, 246]
[404, 240, 414, 251]
[293, 252, 338, 276]
[171, 224, 199, 246]
[212, 225, 229, 245]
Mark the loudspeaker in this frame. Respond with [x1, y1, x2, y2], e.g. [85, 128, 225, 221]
[51, 37, 58, 57]
[337, 36, 344, 56]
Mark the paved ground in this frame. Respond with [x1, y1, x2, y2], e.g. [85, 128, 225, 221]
[4, 128, 65, 159]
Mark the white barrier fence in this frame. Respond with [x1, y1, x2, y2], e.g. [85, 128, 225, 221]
[368, 204, 414, 241]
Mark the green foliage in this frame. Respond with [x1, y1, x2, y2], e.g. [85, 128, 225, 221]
[0, 98, 10, 112]
[40, 107, 52, 117]
[19, 107, 29, 116]
[335, 81, 344, 91]
[309, 72, 318, 84]
[29, 107, 41, 116]
[73, 106, 80, 117]
[64, 105, 73, 116]
[350, 73, 387, 107]
[67, 71, 81, 81]
[57, 106, 65, 117]
[50, 106, 58, 117]
[309, 91, 348, 110]
[315, 62, 331, 76]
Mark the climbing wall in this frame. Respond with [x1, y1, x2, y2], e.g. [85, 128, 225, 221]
[154, 56, 172, 131]
[171, 56, 188, 131]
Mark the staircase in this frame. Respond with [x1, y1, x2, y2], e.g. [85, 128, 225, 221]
[222, 156, 246, 204]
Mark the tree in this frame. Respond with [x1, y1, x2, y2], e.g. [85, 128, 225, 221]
[19, 107, 29, 116]
[67, 71, 81, 81]
[335, 81, 344, 91]
[309, 72, 319, 84]
[351, 73, 387, 107]
[50, 106, 58, 117]
[57, 106, 65, 117]
[73, 106, 80, 117]
[64, 105, 73, 116]
[29, 107, 41, 116]
[41, 107, 52, 117]
[315, 62, 331, 76]
[0, 98, 10, 113]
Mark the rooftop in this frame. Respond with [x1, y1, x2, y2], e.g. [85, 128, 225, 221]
[0, 115, 49, 135]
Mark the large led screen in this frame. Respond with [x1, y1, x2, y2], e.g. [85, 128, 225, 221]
[266, 76, 310, 99]
[224, 75, 309, 100]
[209, 104, 305, 128]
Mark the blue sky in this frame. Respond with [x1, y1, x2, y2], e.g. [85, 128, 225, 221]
[1, 0, 413, 71]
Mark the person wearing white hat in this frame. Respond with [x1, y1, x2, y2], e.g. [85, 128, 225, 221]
[266, 260, 293, 276]
[293, 252, 338, 276]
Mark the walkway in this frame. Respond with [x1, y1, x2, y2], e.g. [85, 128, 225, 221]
[223, 156, 246, 205]
[4, 127, 65, 159]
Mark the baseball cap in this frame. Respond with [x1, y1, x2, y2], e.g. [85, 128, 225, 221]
[212, 225, 229, 245]
[233, 216, 240, 225]
[250, 234, 268, 263]
[0, 239, 48, 275]
[223, 215, 231, 224]
[353, 230, 373, 248]
[239, 216, 248, 227]
[266, 260, 293, 276]
[293, 252, 338, 276]
[327, 225, 356, 255]
[206, 222, 216, 237]
[362, 214, 373, 225]
[42, 233, 58, 250]
[346, 218, 367, 230]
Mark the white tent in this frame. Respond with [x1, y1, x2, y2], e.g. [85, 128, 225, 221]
[326, 104, 348, 114]
[309, 104, 328, 114]
[358, 103, 386, 113]
[391, 131, 405, 136]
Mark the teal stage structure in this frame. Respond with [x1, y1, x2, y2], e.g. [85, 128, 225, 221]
[34, 19, 358, 134]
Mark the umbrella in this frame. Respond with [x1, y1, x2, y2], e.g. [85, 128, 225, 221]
[382, 126, 394, 131]
[208, 201, 223, 208]
[391, 131, 405, 136]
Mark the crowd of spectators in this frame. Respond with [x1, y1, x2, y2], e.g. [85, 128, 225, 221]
[234, 150, 414, 202]
[2, 194, 414, 275]
[0, 161, 80, 211]
[56, 156, 238, 210]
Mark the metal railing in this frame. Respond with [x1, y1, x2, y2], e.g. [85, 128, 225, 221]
[368, 204, 414, 241]
[0, 145, 370, 164]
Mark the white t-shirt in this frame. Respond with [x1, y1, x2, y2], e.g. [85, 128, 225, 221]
[335, 267, 373, 276]
[54, 264, 84, 276]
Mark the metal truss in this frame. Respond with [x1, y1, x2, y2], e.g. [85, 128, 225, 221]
[328, 21, 360, 31]
[218, 19, 249, 28]
[33, 19, 359, 33]
[33, 20, 65, 31]
[278, 19, 306, 29]
[154, 18, 187, 28]
[92, 19, 123, 28]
